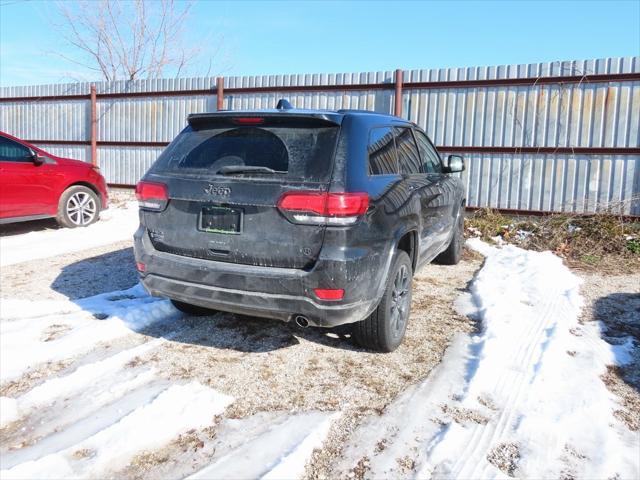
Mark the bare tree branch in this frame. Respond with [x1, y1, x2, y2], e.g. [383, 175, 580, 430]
[52, 0, 219, 81]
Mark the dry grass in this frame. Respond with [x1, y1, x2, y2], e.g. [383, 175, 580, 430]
[72, 448, 96, 459]
[0, 359, 72, 398]
[107, 187, 136, 207]
[477, 394, 499, 411]
[351, 456, 371, 479]
[395, 455, 416, 473]
[465, 208, 640, 273]
[41, 324, 72, 342]
[440, 404, 490, 425]
[486, 442, 520, 477]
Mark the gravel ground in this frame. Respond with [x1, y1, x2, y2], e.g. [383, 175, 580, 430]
[0, 232, 482, 478]
[1, 229, 637, 478]
[578, 272, 640, 432]
[0, 240, 136, 301]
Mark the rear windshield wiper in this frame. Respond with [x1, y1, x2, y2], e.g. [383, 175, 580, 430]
[216, 165, 285, 175]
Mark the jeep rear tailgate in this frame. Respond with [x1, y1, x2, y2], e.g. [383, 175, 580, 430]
[140, 114, 341, 270]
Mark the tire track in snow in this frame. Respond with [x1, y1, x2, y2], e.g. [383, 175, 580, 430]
[444, 246, 591, 478]
[1, 284, 190, 474]
[1, 340, 168, 461]
[187, 412, 339, 480]
[1, 282, 341, 480]
[336, 240, 638, 480]
[2, 382, 233, 479]
[420, 243, 580, 478]
[2, 379, 169, 469]
[0, 284, 179, 383]
[447, 264, 564, 474]
[439, 279, 564, 478]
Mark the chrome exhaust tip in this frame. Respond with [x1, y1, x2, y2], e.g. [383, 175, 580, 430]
[295, 315, 310, 328]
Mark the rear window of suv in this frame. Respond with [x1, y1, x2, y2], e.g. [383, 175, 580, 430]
[368, 126, 398, 175]
[151, 125, 339, 182]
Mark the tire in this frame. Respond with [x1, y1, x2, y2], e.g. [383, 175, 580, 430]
[352, 251, 412, 352]
[56, 185, 100, 228]
[434, 208, 464, 265]
[170, 299, 217, 316]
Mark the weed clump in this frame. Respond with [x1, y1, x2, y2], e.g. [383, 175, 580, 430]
[465, 208, 640, 273]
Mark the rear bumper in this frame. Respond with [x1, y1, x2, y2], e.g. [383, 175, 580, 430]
[134, 226, 392, 327]
[141, 273, 373, 327]
[100, 190, 109, 210]
[89, 169, 109, 210]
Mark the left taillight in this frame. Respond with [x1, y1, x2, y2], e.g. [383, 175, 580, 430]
[135, 181, 168, 211]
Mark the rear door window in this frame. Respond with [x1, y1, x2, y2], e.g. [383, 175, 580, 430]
[393, 127, 422, 175]
[368, 126, 398, 175]
[414, 130, 443, 174]
[153, 125, 339, 182]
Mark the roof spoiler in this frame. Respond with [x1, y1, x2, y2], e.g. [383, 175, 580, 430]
[187, 111, 342, 129]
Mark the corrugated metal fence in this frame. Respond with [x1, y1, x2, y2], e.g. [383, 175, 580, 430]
[1, 56, 639, 215]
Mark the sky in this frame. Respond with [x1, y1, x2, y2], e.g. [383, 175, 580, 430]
[0, 0, 639, 87]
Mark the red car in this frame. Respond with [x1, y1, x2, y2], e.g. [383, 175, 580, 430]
[0, 131, 108, 227]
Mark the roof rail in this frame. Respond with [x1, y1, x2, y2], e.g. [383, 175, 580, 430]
[276, 99, 294, 110]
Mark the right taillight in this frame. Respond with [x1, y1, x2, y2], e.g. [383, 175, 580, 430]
[135, 181, 168, 211]
[277, 191, 369, 225]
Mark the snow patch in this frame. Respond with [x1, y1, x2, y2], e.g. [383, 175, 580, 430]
[188, 411, 338, 480]
[0, 396, 19, 428]
[19, 340, 163, 411]
[2, 382, 233, 479]
[339, 241, 639, 479]
[1, 284, 178, 382]
[0, 202, 138, 267]
[465, 236, 497, 256]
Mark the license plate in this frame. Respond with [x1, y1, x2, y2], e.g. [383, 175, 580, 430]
[200, 206, 242, 234]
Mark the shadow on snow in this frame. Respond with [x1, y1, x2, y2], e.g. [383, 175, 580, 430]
[593, 292, 640, 395]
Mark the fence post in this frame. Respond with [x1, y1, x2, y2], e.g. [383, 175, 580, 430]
[216, 77, 224, 111]
[394, 69, 403, 117]
[90, 84, 97, 166]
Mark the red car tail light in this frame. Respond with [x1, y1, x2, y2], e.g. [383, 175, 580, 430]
[136, 261, 146, 273]
[277, 191, 369, 225]
[313, 288, 345, 300]
[135, 181, 168, 211]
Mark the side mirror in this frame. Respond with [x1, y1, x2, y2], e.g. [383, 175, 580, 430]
[445, 154, 464, 173]
[30, 149, 45, 166]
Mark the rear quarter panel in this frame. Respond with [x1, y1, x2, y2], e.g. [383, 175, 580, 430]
[325, 115, 423, 302]
[55, 162, 109, 210]
[336, 115, 423, 239]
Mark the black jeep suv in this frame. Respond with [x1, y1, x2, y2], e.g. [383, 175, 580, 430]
[134, 102, 465, 352]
